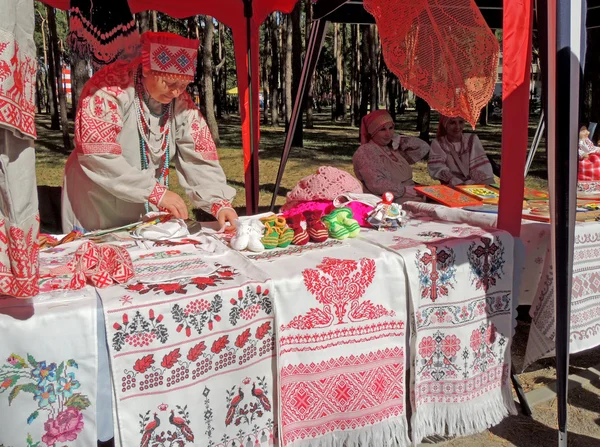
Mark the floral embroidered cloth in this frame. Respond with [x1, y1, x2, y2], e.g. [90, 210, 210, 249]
[96, 244, 278, 447]
[0, 287, 98, 446]
[402, 202, 600, 371]
[522, 221, 600, 368]
[255, 238, 410, 446]
[360, 218, 517, 443]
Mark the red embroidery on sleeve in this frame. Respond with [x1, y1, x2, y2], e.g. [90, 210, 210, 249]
[211, 200, 233, 218]
[149, 183, 167, 207]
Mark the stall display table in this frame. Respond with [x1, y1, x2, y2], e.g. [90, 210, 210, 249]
[1, 214, 520, 446]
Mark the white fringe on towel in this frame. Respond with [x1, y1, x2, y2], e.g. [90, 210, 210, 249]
[285, 416, 410, 447]
[411, 381, 517, 445]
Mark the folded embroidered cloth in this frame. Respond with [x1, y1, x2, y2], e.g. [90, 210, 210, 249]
[42, 241, 135, 290]
[132, 219, 189, 240]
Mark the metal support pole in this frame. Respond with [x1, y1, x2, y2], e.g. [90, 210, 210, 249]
[269, 18, 328, 211]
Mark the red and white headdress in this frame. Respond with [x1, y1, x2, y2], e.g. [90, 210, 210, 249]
[141, 32, 199, 81]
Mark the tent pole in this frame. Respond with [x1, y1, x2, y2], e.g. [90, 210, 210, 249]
[524, 111, 545, 177]
[269, 18, 328, 211]
[551, 0, 585, 443]
[244, 0, 259, 215]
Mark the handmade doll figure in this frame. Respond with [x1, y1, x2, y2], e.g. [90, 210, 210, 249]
[578, 126, 600, 182]
[367, 192, 407, 230]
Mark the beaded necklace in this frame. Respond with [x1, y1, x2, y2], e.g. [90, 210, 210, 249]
[134, 69, 172, 213]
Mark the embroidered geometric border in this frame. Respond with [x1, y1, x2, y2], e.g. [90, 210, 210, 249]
[414, 363, 509, 405]
[280, 347, 405, 444]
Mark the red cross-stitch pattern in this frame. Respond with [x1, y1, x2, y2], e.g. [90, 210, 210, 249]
[210, 200, 233, 218]
[77, 95, 123, 155]
[150, 44, 197, 78]
[190, 115, 219, 160]
[280, 347, 405, 445]
[0, 38, 37, 138]
[149, 183, 168, 207]
[283, 257, 394, 331]
[0, 215, 40, 297]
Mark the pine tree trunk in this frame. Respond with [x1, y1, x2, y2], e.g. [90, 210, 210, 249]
[479, 106, 488, 126]
[284, 14, 293, 126]
[351, 25, 360, 127]
[202, 16, 219, 145]
[35, 70, 43, 114]
[332, 24, 339, 120]
[152, 11, 157, 32]
[48, 6, 71, 151]
[269, 14, 280, 126]
[70, 53, 89, 116]
[305, 0, 314, 129]
[291, 1, 303, 147]
[215, 22, 226, 119]
[583, 28, 600, 128]
[46, 24, 59, 129]
[369, 25, 378, 111]
[137, 11, 150, 34]
[387, 74, 397, 121]
[341, 24, 347, 118]
[359, 25, 370, 121]
[415, 96, 431, 143]
[261, 21, 270, 125]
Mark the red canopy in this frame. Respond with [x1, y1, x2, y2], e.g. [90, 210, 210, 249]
[42, 0, 299, 215]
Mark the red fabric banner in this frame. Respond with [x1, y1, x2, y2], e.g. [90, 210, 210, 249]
[497, 0, 534, 237]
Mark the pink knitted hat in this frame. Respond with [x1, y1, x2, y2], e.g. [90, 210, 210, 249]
[286, 166, 363, 202]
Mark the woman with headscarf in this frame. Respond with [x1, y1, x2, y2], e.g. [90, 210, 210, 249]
[352, 110, 430, 201]
[427, 115, 494, 186]
[62, 32, 238, 232]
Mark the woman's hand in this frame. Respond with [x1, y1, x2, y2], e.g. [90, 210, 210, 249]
[217, 208, 239, 233]
[158, 191, 189, 219]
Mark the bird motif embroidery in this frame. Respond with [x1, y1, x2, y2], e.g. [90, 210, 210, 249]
[170, 410, 194, 442]
[140, 413, 160, 447]
[225, 387, 244, 426]
[251, 382, 272, 411]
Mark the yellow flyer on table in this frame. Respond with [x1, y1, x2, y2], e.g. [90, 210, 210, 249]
[455, 185, 500, 204]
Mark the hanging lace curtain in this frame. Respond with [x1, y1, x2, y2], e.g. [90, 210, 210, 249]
[364, 0, 500, 126]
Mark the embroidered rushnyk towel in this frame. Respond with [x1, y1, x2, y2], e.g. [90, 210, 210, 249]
[524, 221, 600, 368]
[98, 246, 279, 447]
[361, 218, 517, 444]
[0, 287, 98, 447]
[254, 238, 409, 447]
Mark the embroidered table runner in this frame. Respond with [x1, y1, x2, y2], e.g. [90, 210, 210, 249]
[360, 219, 516, 444]
[97, 244, 279, 447]
[254, 238, 409, 447]
[0, 287, 98, 447]
[523, 221, 600, 368]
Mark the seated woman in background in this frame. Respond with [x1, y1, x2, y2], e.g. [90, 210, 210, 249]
[352, 110, 430, 201]
[428, 115, 494, 186]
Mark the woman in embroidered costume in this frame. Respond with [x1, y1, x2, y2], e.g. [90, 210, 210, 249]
[352, 110, 429, 201]
[62, 32, 237, 232]
[427, 116, 494, 186]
